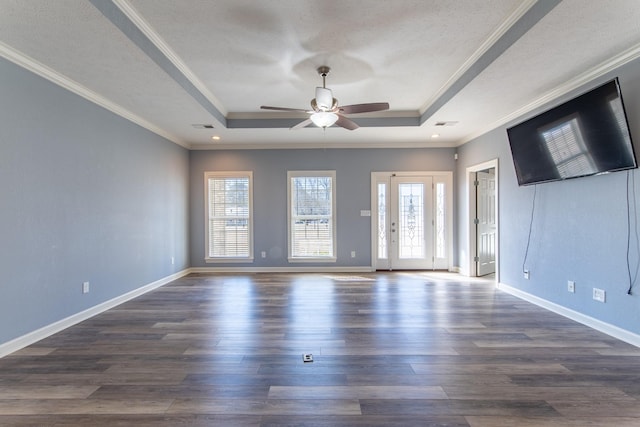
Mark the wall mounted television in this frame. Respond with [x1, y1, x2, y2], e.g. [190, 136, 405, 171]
[507, 78, 636, 186]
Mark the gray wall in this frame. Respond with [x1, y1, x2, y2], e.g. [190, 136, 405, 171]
[0, 58, 190, 344]
[7, 42, 640, 348]
[190, 148, 456, 268]
[457, 57, 640, 334]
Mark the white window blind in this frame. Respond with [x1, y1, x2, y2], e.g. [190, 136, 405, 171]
[205, 172, 253, 261]
[288, 171, 336, 261]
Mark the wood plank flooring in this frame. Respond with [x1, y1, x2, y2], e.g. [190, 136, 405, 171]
[1, 272, 640, 426]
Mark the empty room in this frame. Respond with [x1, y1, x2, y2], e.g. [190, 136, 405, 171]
[2, 1, 640, 426]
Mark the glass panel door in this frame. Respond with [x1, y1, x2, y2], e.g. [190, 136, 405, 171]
[389, 176, 433, 269]
[397, 182, 425, 259]
[372, 173, 435, 270]
[373, 172, 451, 271]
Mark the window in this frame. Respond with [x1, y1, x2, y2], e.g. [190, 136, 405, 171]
[377, 182, 388, 259]
[205, 171, 253, 262]
[288, 171, 336, 262]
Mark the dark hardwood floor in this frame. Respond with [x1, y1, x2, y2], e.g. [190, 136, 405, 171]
[1, 271, 640, 426]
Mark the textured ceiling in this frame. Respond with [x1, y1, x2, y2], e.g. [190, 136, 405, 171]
[1, 0, 640, 149]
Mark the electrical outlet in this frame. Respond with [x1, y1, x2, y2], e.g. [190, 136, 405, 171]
[567, 280, 575, 293]
[261, 251, 267, 258]
[593, 287, 606, 303]
[302, 353, 313, 363]
[351, 251, 356, 258]
[523, 270, 530, 280]
[82, 281, 90, 294]
[171, 256, 175, 265]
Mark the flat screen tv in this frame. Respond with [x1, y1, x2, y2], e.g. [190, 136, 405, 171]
[507, 78, 636, 186]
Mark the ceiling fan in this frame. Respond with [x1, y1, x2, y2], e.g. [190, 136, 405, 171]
[260, 66, 389, 130]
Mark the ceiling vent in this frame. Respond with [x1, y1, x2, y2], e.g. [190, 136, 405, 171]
[435, 121, 458, 126]
[192, 124, 214, 129]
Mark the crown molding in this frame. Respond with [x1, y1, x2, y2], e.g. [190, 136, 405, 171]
[112, 0, 227, 120]
[459, 41, 640, 145]
[190, 140, 458, 151]
[420, 0, 539, 115]
[0, 41, 189, 148]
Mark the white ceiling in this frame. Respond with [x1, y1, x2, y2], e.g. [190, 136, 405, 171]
[1, 0, 640, 150]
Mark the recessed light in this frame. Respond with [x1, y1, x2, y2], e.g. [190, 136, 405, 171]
[211, 135, 221, 141]
[431, 134, 440, 138]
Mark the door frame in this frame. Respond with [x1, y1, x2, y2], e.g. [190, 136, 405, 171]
[370, 171, 453, 271]
[466, 159, 499, 279]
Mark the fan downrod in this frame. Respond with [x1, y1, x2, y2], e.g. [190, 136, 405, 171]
[317, 66, 330, 87]
[317, 66, 330, 77]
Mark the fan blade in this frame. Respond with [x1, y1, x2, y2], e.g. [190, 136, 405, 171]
[335, 115, 359, 130]
[339, 102, 389, 114]
[261, 106, 312, 113]
[290, 118, 313, 130]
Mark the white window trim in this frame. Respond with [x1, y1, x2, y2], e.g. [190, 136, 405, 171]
[204, 171, 254, 263]
[287, 170, 337, 263]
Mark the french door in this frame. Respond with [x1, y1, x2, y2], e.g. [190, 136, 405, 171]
[372, 172, 452, 270]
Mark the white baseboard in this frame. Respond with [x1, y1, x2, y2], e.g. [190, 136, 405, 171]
[0, 267, 373, 357]
[497, 282, 640, 348]
[13, 271, 630, 359]
[0, 269, 191, 358]
[190, 266, 375, 274]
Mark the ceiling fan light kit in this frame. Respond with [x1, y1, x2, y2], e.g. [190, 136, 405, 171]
[260, 66, 389, 131]
[310, 111, 339, 128]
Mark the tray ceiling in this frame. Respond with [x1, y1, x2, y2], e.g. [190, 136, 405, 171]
[1, 0, 639, 149]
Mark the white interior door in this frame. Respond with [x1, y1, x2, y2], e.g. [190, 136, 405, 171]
[373, 172, 451, 271]
[476, 169, 496, 276]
